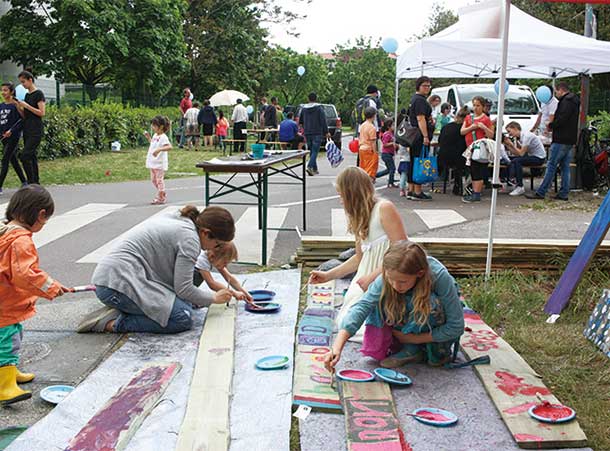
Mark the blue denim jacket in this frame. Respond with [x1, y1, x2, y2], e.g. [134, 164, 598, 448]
[340, 256, 464, 342]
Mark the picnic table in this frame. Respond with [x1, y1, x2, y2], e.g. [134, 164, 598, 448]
[196, 150, 309, 265]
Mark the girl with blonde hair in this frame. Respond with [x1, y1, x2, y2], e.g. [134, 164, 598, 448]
[309, 166, 407, 342]
[324, 241, 464, 370]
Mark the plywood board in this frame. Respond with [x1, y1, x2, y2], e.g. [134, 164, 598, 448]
[545, 191, 610, 315]
[340, 381, 410, 451]
[65, 363, 181, 451]
[584, 289, 610, 358]
[461, 307, 587, 449]
[293, 281, 341, 410]
[176, 303, 236, 451]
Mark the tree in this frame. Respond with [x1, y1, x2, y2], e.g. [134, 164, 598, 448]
[418, 2, 458, 38]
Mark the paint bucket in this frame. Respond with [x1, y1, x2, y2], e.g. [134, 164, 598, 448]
[251, 143, 265, 159]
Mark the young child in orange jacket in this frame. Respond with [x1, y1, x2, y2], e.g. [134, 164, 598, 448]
[0, 185, 68, 405]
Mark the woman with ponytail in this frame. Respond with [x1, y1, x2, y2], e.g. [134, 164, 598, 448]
[324, 241, 464, 370]
[77, 205, 235, 334]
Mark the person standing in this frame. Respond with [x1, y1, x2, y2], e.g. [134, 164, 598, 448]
[438, 106, 468, 196]
[407, 76, 435, 201]
[526, 82, 579, 201]
[216, 110, 229, 153]
[183, 101, 200, 150]
[301, 92, 329, 176]
[178, 88, 192, 149]
[197, 100, 217, 149]
[376, 119, 398, 188]
[144, 116, 172, 205]
[355, 85, 382, 136]
[0, 83, 27, 193]
[231, 99, 248, 154]
[263, 96, 279, 147]
[16, 71, 44, 185]
[358, 108, 379, 182]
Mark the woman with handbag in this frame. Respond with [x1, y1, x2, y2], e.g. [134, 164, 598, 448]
[461, 96, 495, 203]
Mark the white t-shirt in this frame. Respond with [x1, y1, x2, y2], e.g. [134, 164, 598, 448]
[519, 130, 546, 159]
[195, 250, 212, 271]
[232, 104, 249, 123]
[146, 133, 170, 170]
[184, 107, 199, 126]
[539, 97, 558, 132]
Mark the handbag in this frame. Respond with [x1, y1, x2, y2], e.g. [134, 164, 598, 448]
[469, 114, 491, 163]
[325, 138, 344, 168]
[395, 117, 421, 147]
[412, 145, 439, 184]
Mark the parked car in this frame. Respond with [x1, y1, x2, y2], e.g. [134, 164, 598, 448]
[294, 103, 342, 149]
[431, 83, 540, 132]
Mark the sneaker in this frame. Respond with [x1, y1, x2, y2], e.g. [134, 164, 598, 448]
[553, 195, 569, 201]
[387, 183, 397, 188]
[412, 192, 432, 201]
[509, 186, 525, 196]
[313, 169, 319, 175]
[77, 306, 120, 333]
[306, 168, 315, 176]
[525, 192, 545, 200]
[399, 189, 406, 197]
[380, 348, 424, 368]
[406, 191, 415, 200]
[462, 194, 481, 203]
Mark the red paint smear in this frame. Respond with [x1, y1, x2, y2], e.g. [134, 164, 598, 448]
[503, 401, 537, 415]
[416, 410, 451, 422]
[351, 442, 403, 451]
[532, 404, 574, 421]
[66, 364, 178, 451]
[464, 326, 473, 332]
[398, 428, 413, 451]
[514, 433, 544, 442]
[463, 312, 484, 323]
[293, 395, 341, 406]
[495, 371, 551, 397]
[339, 369, 373, 380]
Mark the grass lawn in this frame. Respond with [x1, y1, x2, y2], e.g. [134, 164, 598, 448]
[0, 147, 224, 188]
[291, 262, 610, 450]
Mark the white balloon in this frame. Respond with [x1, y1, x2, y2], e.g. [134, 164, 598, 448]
[15, 85, 27, 101]
[297, 66, 306, 76]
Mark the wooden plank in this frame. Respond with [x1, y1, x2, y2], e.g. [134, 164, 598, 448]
[65, 363, 181, 451]
[176, 303, 236, 451]
[544, 191, 610, 315]
[584, 289, 610, 358]
[293, 282, 341, 410]
[340, 381, 411, 451]
[461, 307, 587, 449]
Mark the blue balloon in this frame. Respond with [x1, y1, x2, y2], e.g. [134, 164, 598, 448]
[536, 86, 552, 104]
[15, 84, 26, 101]
[246, 105, 254, 115]
[296, 66, 306, 77]
[494, 79, 509, 96]
[382, 37, 399, 54]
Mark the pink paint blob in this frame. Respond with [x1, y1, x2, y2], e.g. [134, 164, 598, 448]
[532, 404, 574, 421]
[416, 410, 451, 422]
[503, 401, 537, 415]
[494, 371, 551, 397]
[463, 312, 484, 324]
[338, 369, 374, 380]
[514, 433, 544, 442]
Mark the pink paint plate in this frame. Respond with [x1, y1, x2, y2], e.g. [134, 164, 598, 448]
[412, 407, 458, 427]
[528, 403, 576, 424]
[336, 369, 375, 382]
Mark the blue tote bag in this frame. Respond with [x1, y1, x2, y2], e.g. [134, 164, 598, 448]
[412, 145, 439, 185]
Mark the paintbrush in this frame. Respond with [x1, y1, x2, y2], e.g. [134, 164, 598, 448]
[536, 392, 552, 408]
[226, 281, 231, 307]
[329, 351, 336, 391]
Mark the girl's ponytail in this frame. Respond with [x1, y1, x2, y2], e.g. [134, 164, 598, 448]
[180, 205, 200, 223]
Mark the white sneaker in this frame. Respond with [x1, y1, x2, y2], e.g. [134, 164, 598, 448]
[509, 186, 525, 196]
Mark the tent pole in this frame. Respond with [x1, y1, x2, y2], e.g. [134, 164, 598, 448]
[394, 78, 399, 123]
[486, 0, 511, 279]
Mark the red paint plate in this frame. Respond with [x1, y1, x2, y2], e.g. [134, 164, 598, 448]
[528, 404, 576, 424]
[412, 407, 458, 427]
[336, 369, 375, 382]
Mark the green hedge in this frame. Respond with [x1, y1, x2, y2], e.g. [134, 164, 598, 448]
[589, 111, 610, 141]
[39, 103, 181, 160]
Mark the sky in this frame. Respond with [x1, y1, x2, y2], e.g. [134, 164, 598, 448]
[265, 0, 476, 54]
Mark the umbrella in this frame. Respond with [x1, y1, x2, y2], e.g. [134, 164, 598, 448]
[209, 90, 250, 107]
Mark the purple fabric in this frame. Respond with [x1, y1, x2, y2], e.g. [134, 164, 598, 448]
[360, 324, 400, 360]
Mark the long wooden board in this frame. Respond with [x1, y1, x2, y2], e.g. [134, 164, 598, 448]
[65, 363, 181, 451]
[340, 381, 411, 451]
[544, 191, 610, 315]
[461, 307, 587, 449]
[176, 303, 236, 451]
[293, 282, 341, 410]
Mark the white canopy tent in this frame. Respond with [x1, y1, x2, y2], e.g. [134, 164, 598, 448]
[394, 0, 610, 277]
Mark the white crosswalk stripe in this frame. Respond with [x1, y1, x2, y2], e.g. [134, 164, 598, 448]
[413, 209, 467, 230]
[234, 207, 288, 264]
[331, 208, 352, 237]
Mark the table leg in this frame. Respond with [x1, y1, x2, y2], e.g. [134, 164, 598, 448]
[257, 173, 262, 230]
[205, 172, 210, 206]
[302, 155, 307, 231]
[262, 170, 269, 266]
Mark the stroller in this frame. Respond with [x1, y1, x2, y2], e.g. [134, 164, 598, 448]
[587, 121, 610, 190]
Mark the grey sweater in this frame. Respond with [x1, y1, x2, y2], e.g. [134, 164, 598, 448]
[92, 210, 214, 327]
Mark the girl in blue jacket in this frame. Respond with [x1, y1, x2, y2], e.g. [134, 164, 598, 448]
[0, 83, 27, 193]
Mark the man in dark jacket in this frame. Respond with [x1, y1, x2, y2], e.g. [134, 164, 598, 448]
[197, 100, 217, 148]
[526, 82, 579, 201]
[301, 92, 329, 176]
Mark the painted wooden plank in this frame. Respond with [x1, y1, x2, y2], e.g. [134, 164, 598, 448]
[65, 363, 181, 451]
[176, 303, 236, 451]
[545, 191, 610, 315]
[293, 281, 341, 410]
[461, 307, 588, 449]
[584, 289, 610, 358]
[412, 209, 467, 229]
[340, 381, 411, 451]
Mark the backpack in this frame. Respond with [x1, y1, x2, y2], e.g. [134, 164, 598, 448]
[354, 96, 379, 125]
[575, 128, 597, 191]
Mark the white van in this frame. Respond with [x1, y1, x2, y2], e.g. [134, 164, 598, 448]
[431, 84, 540, 132]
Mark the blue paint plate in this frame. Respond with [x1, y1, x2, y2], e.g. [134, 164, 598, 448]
[255, 355, 290, 370]
[249, 290, 276, 302]
[412, 407, 458, 427]
[336, 369, 375, 382]
[40, 385, 74, 404]
[374, 368, 412, 386]
[245, 302, 281, 313]
[528, 404, 576, 424]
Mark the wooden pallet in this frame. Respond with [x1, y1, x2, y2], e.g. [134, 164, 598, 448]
[460, 307, 587, 449]
[340, 381, 411, 451]
[65, 363, 181, 451]
[176, 303, 236, 451]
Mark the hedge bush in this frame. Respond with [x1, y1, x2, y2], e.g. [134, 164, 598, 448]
[39, 103, 181, 160]
[589, 111, 610, 141]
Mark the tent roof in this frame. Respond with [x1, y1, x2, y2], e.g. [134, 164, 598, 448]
[397, 0, 610, 79]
